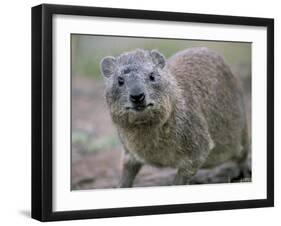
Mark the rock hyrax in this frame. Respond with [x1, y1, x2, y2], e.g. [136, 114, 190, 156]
[100, 47, 249, 187]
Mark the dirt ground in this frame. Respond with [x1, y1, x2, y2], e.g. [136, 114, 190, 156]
[71, 75, 251, 190]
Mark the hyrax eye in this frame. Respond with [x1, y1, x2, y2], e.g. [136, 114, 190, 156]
[118, 76, 124, 86]
[149, 72, 155, 81]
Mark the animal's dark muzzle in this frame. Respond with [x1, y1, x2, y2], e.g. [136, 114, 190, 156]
[130, 92, 145, 104]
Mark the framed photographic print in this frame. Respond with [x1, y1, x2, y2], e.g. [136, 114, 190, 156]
[31, 4, 274, 222]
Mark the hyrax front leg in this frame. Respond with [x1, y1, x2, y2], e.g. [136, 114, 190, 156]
[174, 158, 203, 185]
[119, 152, 142, 188]
[174, 162, 198, 185]
[174, 125, 214, 185]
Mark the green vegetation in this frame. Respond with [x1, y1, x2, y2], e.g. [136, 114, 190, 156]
[72, 131, 120, 154]
[71, 35, 251, 81]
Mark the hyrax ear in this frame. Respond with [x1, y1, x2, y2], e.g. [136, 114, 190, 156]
[150, 50, 166, 69]
[100, 56, 116, 78]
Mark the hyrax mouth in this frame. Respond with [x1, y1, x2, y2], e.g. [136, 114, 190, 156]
[126, 103, 154, 112]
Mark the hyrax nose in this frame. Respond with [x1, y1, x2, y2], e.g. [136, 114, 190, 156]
[130, 92, 145, 104]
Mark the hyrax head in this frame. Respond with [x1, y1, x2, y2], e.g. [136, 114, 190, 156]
[100, 49, 173, 128]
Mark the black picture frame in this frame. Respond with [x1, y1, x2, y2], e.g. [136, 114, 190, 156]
[31, 3, 274, 222]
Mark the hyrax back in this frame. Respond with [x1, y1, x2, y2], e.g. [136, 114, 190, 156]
[100, 47, 249, 187]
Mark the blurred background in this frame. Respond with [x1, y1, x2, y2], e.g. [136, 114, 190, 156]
[71, 35, 251, 190]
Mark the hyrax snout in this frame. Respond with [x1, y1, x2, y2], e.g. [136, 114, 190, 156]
[100, 47, 249, 187]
